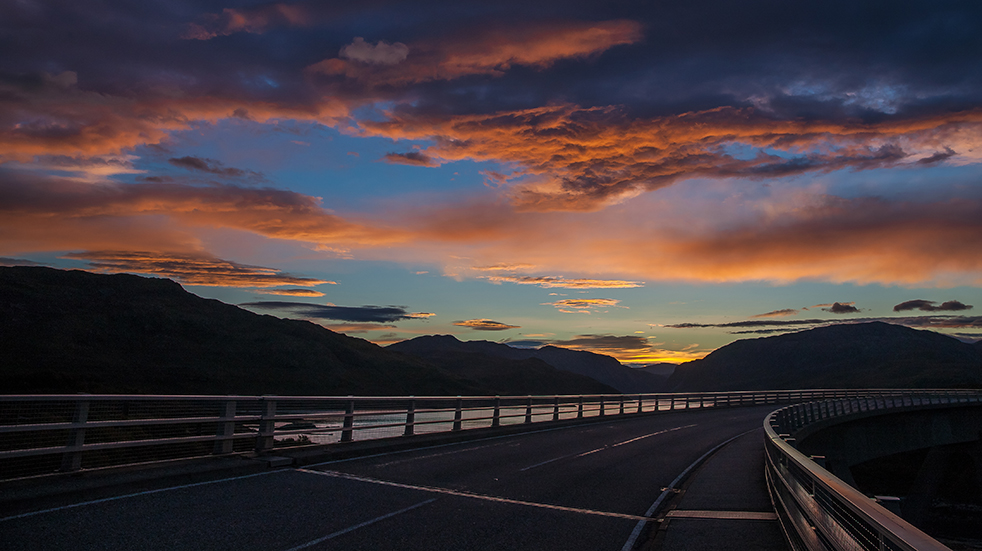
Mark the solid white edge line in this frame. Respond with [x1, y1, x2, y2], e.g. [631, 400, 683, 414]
[0, 470, 279, 523]
[618, 426, 761, 551]
[281, 498, 437, 551]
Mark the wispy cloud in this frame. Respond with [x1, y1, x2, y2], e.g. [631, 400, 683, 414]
[751, 309, 799, 318]
[452, 319, 520, 331]
[485, 275, 643, 289]
[254, 288, 330, 297]
[241, 301, 434, 323]
[893, 299, 973, 312]
[541, 297, 623, 313]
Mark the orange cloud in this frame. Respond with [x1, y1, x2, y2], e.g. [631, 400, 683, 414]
[183, 3, 311, 40]
[485, 275, 643, 289]
[542, 298, 624, 314]
[307, 20, 643, 85]
[64, 251, 329, 288]
[255, 288, 330, 297]
[452, 319, 521, 331]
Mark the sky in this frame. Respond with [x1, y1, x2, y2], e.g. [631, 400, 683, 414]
[2, 0, 981, 365]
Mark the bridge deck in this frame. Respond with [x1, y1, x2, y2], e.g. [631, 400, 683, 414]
[0, 406, 785, 551]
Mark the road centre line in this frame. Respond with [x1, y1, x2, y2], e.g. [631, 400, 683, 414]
[0, 471, 278, 523]
[281, 498, 438, 551]
[296, 468, 654, 522]
[520, 424, 697, 472]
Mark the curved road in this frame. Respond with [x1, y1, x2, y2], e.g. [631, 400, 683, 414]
[0, 405, 781, 551]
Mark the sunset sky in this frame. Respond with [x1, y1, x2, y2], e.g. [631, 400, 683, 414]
[2, 0, 981, 364]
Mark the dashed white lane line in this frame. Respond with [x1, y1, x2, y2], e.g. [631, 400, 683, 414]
[519, 424, 697, 472]
[282, 498, 438, 551]
[296, 468, 653, 522]
[0, 471, 278, 523]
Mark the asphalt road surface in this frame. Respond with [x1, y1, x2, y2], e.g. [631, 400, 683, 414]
[0, 405, 780, 551]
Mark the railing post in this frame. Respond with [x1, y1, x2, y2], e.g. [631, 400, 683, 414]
[670, 395, 675, 410]
[637, 395, 643, 414]
[255, 398, 277, 452]
[684, 394, 689, 409]
[341, 397, 355, 442]
[61, 399, 90, 472]
[599, 396, 605, 416]
[492, 396, 501, 427]
[452, 396, 463, 431]
[525, 396, 533, 424]
[404, 397, 416, 436]
[214, 399, 236, 455]
[619, 396, 625, 415]
[553, 396, 560, 421]
[577, 396, 584, 418]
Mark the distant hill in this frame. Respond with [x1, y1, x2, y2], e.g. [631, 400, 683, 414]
[0, 267, 611, 396]
[388, 335, 666, 393]
[666, 322, 982, 391]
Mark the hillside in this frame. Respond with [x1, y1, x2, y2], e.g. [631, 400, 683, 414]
[388, 335, 666, 393]
[0, 267, 611, 396]
[666, 322, 982, 391]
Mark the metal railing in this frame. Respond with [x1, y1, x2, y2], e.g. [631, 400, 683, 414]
[2, 389, 852, 480]
[764, 389, 982, 551]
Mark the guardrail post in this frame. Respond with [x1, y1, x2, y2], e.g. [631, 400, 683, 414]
[453, 396, 463, 431]
[492, 396, 501, 427]
[255, 398, 277, 452]
[404, 397, 416, 436]
[637, 395, 643, 414]
[577, 396, 584, 418]
[599, 396, 605, 416]
[341, 397, 355, 442]
[60, 399, 90, 472]
[214, 399, 236, 455]
[525, 396, 533, 424]
[619, 396, 625, 415]
[553, 396, 560, 421]
[670, 395, 675, 410]
[684, 395, 690, 409]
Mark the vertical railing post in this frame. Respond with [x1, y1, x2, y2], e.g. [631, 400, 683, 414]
[577, 396, 584, 418]
[214, 399, 236, 455]
[452, 396, 463, 431]
[404, 397, 416, 436]
[619, 396, 625, 415]
[637, 395, 643, 414]
[255, 398, 277, 452]
[525, 396, 533, 424]
[492, 396, 501, 427]
[684, 394, 690, 409]
[341, 397, 355, 442]
[670, 395, 675, 410]
[553, 396, 560, 421]
[599, 396, 605, 416]
[61, 399, 90, 472]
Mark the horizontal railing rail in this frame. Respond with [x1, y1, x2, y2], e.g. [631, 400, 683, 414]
[0, 389, 879, 480]
[764, 389, 982, 551]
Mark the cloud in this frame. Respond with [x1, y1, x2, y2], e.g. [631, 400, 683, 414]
[541, 297, 623, 313]
[541, 334, 707, 364]
[751, 309, 799, 318]
[485, 275, 643, 289]
[168, 156, 259, 179]
[452, 319, 520, 331]
[383, 151, 439, 167]
[894, 299, 973, 312]
[63, 251, 329, 288]
[183, 2, 311, 40]
[0, 257, 42, 267]
[340, 37, 409, 65]
[823, 302, 859, 314]
[307, 20, 643, 85]
[667, 315, 982, 335]
[241, 301, 434, 323]
[254, 288, 329, 297]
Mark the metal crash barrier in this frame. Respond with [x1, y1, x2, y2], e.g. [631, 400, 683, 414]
[764, 390, 982, 551]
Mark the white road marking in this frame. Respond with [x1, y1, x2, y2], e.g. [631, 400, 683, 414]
[520, 424, 697, 472]
[296, 468, 653, 521]
[666, 510, 777, 520]
[282, 498, 438, 551]
[619, 427, 762, 551]
[0, 471, 278, 523]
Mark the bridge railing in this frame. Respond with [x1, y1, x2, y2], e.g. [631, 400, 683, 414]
[764, 389, 982, 551]
[2, 389, 855, 480]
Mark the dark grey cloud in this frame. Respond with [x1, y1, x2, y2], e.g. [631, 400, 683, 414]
[168, 156, 259, 179]
[668, 315, 982, 334]
[0, 257, 42, 267]
[552, 334, 650, 350]
[823, 302, 860, 314]
[242, 301, 433, 323]
[893, 299, 973, 312]
[383, 152, 438, 167]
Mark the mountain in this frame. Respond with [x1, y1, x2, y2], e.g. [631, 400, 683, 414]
[666, 322, 982, 391]
[388, 335, 666, 393]
[0, 267, 609, 396]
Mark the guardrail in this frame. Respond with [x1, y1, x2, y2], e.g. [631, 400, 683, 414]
[2, 389, 857, 481]
[764, 389, 982, 551]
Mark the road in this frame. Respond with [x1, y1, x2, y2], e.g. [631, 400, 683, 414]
[0, 405, 780, 551]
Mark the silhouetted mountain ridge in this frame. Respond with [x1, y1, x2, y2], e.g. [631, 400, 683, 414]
[667, 322, 982, 391]
[0, 267, 612, 396]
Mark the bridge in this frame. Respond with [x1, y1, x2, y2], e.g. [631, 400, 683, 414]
[1, 390, 979, 550]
